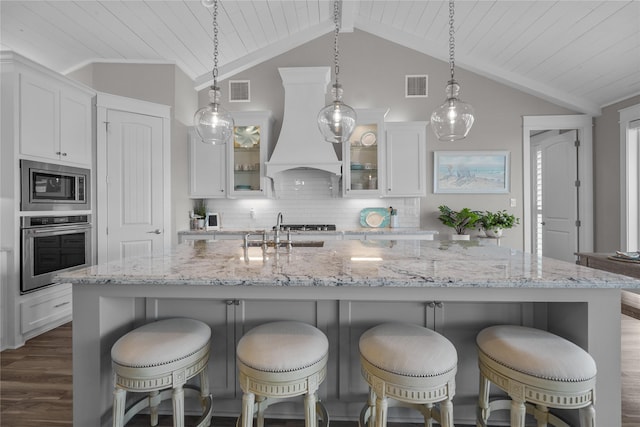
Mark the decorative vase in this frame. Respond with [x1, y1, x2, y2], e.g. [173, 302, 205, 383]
[451, 234, 470, 241]
[485, 228, 503, 238]
[197, 219, 205, 229]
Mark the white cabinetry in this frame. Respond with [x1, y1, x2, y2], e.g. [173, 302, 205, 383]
[189, 128, 226, 198]
[343, 109, 388, 197]
[384, 122, 427, 197]
[189, 111, 273, 199]
[1, 52, 94, 349]
[20, 284, 72, 336]
[19, 67, 93, 166]
[228, 111, 273, 198]
[343, 115, 426, 198]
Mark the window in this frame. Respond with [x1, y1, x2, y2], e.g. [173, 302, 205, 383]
[620, 104, 640, 251]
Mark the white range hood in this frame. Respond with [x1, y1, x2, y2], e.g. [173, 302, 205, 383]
[265, 67, 342, 179]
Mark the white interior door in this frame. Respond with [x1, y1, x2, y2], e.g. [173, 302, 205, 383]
[531, 131, 578, 262]
[105, 109, 165, 262]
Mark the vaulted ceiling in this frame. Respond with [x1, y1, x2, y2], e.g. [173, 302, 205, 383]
[1, 1, 639, 116]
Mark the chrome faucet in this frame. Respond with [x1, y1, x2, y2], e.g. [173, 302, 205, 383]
[274, 212, 284, 245]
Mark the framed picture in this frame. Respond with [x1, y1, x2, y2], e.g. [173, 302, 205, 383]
[433, 151, 510, 194]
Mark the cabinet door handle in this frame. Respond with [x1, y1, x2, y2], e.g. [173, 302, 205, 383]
[54, 301, 70, 308]
[61, 152, 67, 156]
[56, 151, 62, 155]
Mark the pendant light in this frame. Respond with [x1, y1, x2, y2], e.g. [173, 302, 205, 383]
[194, 0, 234, 144]
[431, 0, 475, 141]
[317, 0, 357, 144]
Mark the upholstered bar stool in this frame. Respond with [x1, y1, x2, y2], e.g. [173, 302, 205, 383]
[358, 322, 458, 427]
[236, 321, 329, 427]
[111, 318, 213, 427]
[476, 325, 597, 427]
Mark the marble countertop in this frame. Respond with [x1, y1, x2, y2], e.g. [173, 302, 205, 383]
[178, 228, 438, 236]
[58, 239, 640, 289]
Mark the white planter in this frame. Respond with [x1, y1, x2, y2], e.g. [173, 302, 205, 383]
[485, 228, 503, 238]
[450, 234, 470, 241]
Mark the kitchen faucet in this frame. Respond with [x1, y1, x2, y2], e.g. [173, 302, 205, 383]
[274, 212, 284, 245]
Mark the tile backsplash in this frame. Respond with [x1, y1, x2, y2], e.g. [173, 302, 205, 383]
[195, 170, 420, 230]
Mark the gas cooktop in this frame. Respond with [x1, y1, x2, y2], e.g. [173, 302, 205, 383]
[274, 224, 337, 231]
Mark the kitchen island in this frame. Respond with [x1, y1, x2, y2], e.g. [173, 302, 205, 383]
[60, 239, 640, 427]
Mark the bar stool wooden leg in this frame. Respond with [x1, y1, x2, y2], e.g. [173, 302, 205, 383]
[580, 404, 596, 427]
[375, 394, 387, 427]
[477, 371, 490, 425]
[242, 391, 255, 427]
[534, 405, 549, 427]
[304, 392, 317, 427]
[511, 398, 526, 427]
[113, 388, 126, 427]
[172, 386, 185, 427]
[148, 390, 160, 426]
[440, 397, 453, 427]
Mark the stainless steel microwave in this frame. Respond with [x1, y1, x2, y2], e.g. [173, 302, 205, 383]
[21, 160, 90, 211]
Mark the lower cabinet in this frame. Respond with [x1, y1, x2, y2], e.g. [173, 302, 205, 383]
[20, 284, 72, 336]
[148, 296, 531, 423]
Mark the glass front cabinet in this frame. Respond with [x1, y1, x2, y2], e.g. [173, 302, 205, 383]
[227, 111, 273, 198]
[343, 109, 389, 197]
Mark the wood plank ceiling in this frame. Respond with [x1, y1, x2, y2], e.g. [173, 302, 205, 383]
[1, 1, 638, 116]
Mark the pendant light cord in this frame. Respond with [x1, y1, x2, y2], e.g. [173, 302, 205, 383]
[211, 0, 219, 90]
[448, 0, 456, 82]
[333, 0, 341, 87]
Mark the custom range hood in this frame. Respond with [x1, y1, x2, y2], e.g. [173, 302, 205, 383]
[265, 67, 342, 179]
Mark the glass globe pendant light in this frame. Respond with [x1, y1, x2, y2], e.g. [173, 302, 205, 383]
[431, 0, 475, 141]
[317, 0, 357, 144]
[194, 0, 234, 144]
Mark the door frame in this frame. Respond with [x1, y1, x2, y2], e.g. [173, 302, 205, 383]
[95, 93, 172, 263]
[523, 115, 593, 255]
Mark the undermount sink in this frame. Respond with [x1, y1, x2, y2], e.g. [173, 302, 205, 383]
[245, 240, 325, 248]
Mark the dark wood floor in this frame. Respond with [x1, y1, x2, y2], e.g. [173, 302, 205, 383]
[2, 317, 640, 427]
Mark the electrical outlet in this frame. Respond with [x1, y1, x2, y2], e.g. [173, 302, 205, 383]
[249, 208, 256, 219]
[510, 198, 517, 207]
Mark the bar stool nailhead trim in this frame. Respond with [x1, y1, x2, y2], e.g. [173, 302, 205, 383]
[111, 318, 213, 427]
[476, 325, 597, 427]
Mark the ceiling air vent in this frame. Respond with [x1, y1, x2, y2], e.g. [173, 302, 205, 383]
[229, 80, 250, 102]
[405, 75, 428, 98]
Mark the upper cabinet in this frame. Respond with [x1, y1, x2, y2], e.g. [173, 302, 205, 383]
[384, 122, 427, 197]
[19, 67, 93, 167]
[343, 111, 427, 198]
[227, 111, 273, 198]
[189, 128, 227, 198]
[189, 111, 273, 199]
[343, 109, 388, 197]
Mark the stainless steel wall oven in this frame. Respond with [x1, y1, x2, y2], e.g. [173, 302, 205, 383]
[21, 215, 92, 293]
[21, 160, 90, 211]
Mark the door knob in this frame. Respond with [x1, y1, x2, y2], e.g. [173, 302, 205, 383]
[147, 229, 162, 234]
[541, 222, 546, 226]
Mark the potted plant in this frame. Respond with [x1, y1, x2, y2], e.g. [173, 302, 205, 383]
[437, 205, 481, 240]
[194, 200, 207, 229]
[479, 210, 519, 238]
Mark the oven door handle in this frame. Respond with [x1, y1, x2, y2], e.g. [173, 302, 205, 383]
[24, 225, 92, 235]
